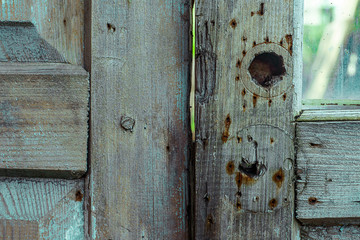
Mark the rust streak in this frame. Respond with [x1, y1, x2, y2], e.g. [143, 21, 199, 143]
[253, 94, 258, 107]
[221, 114, 231, 143]
[285, 34, 293, 55]
[241, 88, 246, 96]
[235, 172, 242, 188]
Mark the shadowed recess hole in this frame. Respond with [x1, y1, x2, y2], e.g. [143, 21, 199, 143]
[248, 52, 286, 88]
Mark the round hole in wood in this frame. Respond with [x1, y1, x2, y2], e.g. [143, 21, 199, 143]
[248, 52, 286, 88]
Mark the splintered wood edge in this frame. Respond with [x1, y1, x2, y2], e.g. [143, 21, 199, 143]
[0, 62, 88, 76]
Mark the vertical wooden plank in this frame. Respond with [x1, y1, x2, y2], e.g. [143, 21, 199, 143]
[88, 0, 190, 239]
[195, 0, 301, 239]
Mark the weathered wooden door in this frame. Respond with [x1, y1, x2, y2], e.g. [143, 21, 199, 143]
[2, 0, 360, 239]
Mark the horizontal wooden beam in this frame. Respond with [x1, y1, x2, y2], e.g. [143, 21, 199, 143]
[297, 109, 360, 122]
[0, 63, 89, 179]
[296, 121, 360, 225]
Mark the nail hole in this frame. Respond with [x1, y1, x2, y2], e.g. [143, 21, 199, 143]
[107, 23, 116, 32]
[230, 19, 237, 29]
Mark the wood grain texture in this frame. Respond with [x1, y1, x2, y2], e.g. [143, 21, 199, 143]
[296, 122, 360, 225]
[0, 178, 84, 239]
[195, 0, 301, 239]
[301, 225, 360, 240]
[0, 0, 84, 65]
[88, 0, 190, 239]
[0, 63, 89, 179]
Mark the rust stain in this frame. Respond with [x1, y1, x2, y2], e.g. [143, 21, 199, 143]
[285, 34, 293, 55]
[242, 50, 246, 56]
[241, 88, 246, 96]
[243, 104, 246, 112]
[280, 38, 284, 46]
[242, 174, 257, 185]
[269, 198, 278, 209]
[236, 59, 241, 68]
[272, 168, 284, 188]
[226, 161, 235, 175]
[268, 99, 272, 107]
[283, 93, 287, 101]
[75, 190, 83, 202]
[270, 137, 274, 144]
[237, 137, 242, 143]
[206, 214, 214, 232]
[253, 94, 258, 107]
[230, 19, 237, 29]
[264, 36, 269, 43]
[235, 198, 242, 210]
[308, 197, 319, 205]
[253, 41, 257, 47]
[235, 75, 240, 81]
[235, 172, 257, 188]
[309, 143, 323, 148]
[221, 114, 231, 143]
[251, 3, 265, 16]
[242, 36, 247, 41]
[235, 172, 242, 188]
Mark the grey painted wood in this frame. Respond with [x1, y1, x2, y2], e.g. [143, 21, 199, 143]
[195, 0, 301, 239]
[0, 178, 84, 239]
[0, 22, 65, 62]
[0, 0, 84, 66]
[0, 63, 88, 179]
[88, 0, 190, 239]
[296, 121, 360, 225]
[301, 225, 360, 240]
